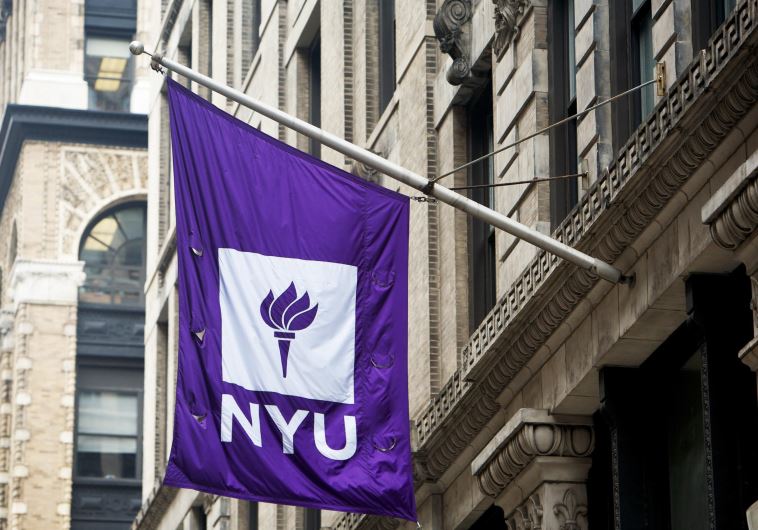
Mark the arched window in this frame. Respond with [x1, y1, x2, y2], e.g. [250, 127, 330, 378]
[79, 203, 146, 306]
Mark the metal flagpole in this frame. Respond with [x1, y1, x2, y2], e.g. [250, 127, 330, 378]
[129, 41, 629, 285]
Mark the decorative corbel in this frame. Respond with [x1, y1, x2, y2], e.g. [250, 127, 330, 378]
[492, 0, 530, 57]
[433, 0, 474, 85]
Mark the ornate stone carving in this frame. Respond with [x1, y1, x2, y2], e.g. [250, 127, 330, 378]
[505, 494, 543, 530]
[60, 146, 148, 258]
[474, 412, 594, 497]
[708, 175, 758, 250]
[493, 0, 530, 56]
[332, 512, 401, 530]
[433, 0, 473, 85]
[415, 0, 758, 482]
[350, 152, 385, 184]
[131, 480, 178, 530]
[553, 489, 587, 530]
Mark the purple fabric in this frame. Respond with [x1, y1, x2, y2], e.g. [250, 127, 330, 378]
[164, 78, 416, 521]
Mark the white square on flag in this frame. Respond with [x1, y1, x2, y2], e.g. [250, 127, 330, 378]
[219, 248, 357, 404]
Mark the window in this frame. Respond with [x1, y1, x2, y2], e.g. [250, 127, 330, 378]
[83, 0, 137, 112]
[692, 0, 737, 51]
[308, 35, 321, 157]
[76, 390, 139, 479]
[248, 502, 259, 530]
[548, 0, 578, 229]
[610, 0, 654, 151]
[468, 82, 497, 330]
[243, 0, 262, 72]
[79, 203, 146, 306]
[378, 0, 396, 115]
[304, 508, 320, 530]
[85, 36, 133, 112]
[589, 269, 758, 530]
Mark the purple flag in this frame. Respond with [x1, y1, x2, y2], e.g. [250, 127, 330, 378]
[164, 79, 416, 521]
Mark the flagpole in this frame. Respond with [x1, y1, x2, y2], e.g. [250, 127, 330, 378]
[129, 41, 629, 285]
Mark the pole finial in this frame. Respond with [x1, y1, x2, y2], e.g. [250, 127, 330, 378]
[129, 41, 145, 56]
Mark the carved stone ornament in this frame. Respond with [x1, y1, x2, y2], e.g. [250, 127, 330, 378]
[708, 174, 758, 250]
[506, 494, 543, 530]
[332, 512, 401, 530]
[473, 410, 594, 498]
[433, 0, 473, 85]
[492, 0, 530, 56]
[414, 0, 758, 483]
[553, 488, 588, 530]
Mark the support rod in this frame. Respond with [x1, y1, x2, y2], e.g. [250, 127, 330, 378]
[129, 41, 627, 284]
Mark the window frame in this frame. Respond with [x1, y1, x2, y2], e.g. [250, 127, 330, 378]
[73, 362, 144, 487]
[308, 34, 322, 158]
[78, 202, 147, 308]
[548, 0, 579, 229]
[377, 0, 396, 116]
[609, 0, 654, 152]
[467, 82, 497, 331]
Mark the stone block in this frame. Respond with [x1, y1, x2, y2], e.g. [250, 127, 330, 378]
[652, 1, 676, 60]
[575, 11, 595, 67]
[541, 346, 568, 409]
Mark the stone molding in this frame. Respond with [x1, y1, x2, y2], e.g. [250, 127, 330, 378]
[704, 166, 758, 250]
[415, 0, 758, 481]
[332, 512, 400, 530]
[9, 260, 85, 306]
[433, 0, 474, 85]
[472, 410, 594, 498]
[505, 493, 542, 530]
[130, 480, 178, 530]
[492, 0, 530, 56]
[553, 488, 588, 530]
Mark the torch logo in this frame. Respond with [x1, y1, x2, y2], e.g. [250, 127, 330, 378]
[259, 283, 319, 378]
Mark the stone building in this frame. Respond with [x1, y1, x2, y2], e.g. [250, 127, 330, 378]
[0, 0, 149, 529]
[134, 0, 758, 529]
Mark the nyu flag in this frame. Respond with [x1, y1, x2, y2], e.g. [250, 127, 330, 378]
[164, 79, 416, 521]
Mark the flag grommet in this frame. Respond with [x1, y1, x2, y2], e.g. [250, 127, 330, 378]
[192, 328, 206, 343]
[372, 436, 397, 453]
[370, 352, 395, 369]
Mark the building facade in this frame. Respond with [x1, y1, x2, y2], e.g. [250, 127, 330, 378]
[0, 0, 149, 529]
[135, 0, 758, 529]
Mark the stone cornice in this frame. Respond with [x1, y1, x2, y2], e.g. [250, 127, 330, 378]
[0, 104, 147, 216]
[471, 410, 593, 498]
[703, 161, 758, 250]
[415, 0, 758, 481]
[130, 479, 178, 530]
[332, 512, 401, 530]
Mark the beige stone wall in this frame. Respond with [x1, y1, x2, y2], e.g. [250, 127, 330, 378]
[139, 0, 758, 529]
[0, 139, 147, 530]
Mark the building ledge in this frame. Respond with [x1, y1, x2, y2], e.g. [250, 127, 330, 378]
[413, 0, 758, 484]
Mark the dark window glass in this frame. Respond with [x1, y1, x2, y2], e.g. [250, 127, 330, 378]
[85, 36, 133, 112]
[632, 1, 654, 121]
[304, 508, 320, 530]
[76, 390, 139, 479]
[378, 0, 396, 115]
[248, 502, 259, 530]
[610, 0, 654, 151]
[468, 82, 496, 330]
[666, 351, 708, 530]
[590, 270, 758, 530]
[309, 35, 321, 157]
[548, 0, 579, 229]
[692, 0, 737, 51]
[79, 203, 146, 307]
